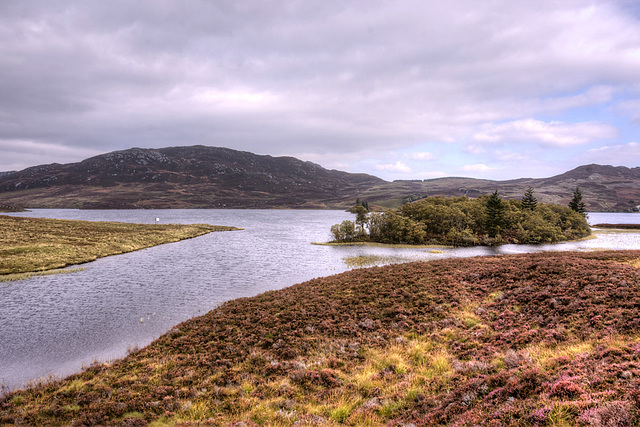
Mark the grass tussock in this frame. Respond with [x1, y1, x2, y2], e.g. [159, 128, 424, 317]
[4, 251, 640, 425]
[0, 215, 240, 275]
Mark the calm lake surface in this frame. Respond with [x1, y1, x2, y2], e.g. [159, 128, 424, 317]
[1, 209, 639, 392]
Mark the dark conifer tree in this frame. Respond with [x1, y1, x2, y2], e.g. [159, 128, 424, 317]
[569, 187, 587, 217]
[521, 187, 538, 210]
[485, 190, 506, 237]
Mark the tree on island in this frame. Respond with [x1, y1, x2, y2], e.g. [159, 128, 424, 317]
[569, 187, 587, 217]
[352, 205, 369, 233]
[485, 190, 506, 237]
[521, 187, 538, 211]
[353, 198, 369, 211]
[330, 194, 591, 246]
[335, 202, 370, 241]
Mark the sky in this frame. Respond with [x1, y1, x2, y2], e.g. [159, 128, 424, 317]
[1, 0, 640, 181]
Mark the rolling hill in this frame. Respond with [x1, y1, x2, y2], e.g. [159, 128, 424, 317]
[0, 146, 383, 209]
[0, 146, 638, 211]
[367, 164, 640, 212]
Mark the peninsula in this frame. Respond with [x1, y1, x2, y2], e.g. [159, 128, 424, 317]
[0, 215, 239, 276]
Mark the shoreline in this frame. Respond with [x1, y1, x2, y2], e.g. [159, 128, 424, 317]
[312, 240, 453, 249]
[314, 232, 599, 248]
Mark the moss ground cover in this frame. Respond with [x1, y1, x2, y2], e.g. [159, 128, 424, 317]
[3, 250, 640, 425]
[0, 215, 239, 275]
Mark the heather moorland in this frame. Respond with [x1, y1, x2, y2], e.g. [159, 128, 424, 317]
[3, 250, 640, 426]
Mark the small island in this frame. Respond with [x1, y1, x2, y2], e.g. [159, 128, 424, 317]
[331, 190, 591, 246]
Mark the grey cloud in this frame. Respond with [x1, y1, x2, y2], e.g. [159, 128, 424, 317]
[0, 0, 639, 172]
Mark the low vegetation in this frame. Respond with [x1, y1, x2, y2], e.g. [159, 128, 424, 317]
[0, 205, 24, 213]
[342, 254, 412, 268]
[3, 250, 640, 425]
[332, 194, 591, 246]
[0, 267, 86, 283]
[593, 223, 640, 230]
[0, 215, 239, 275]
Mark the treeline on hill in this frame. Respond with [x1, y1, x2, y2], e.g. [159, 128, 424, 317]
[331, 189, 591, 246]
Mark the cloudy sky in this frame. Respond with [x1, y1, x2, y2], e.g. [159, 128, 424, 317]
[2, 1, 640, 181]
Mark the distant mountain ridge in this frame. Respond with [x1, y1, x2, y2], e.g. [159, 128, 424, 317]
[0, 146, 638, 211]
[367, 163, 640, 212]
[0, 146, 383, 209]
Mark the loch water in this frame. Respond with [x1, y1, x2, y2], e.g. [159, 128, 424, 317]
[1, 209, 639, 392]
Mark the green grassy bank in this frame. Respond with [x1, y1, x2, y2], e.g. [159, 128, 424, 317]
[0, 215, 239, 275]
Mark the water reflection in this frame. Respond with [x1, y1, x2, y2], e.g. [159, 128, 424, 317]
[1, 209, 639, 392]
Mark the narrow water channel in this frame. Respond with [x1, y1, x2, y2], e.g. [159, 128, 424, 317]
[1, 209, 639, 392]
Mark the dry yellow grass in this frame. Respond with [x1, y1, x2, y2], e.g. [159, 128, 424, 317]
[0, 215, 239, 275]
[626, 258, 640, 268]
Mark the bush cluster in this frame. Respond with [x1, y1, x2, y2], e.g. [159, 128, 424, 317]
[331, 195, 591, 246]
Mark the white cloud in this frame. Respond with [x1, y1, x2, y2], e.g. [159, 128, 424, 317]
[464, 144, 486, 155]
[533, 86, 616, 113]
[473, 119, 617, 146]
[493, 150, 528, 162]
[409, 152, 435, 161]
[616, 99, 640, 122]
[462, 163, 494, 172]
[582, 142, 640, 166]
[376, 161, 412, 173]
[421, 170, 450, 178]
[0, 139, 101, 171]
[0, 1, 638, 176]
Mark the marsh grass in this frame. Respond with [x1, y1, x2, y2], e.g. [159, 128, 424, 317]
[0, 267, 86, 283]
[592, 229, 636, 236]
[0, 215, 239, 275]
[342, 255, 412, 268]
[592, 223, 640, 230]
